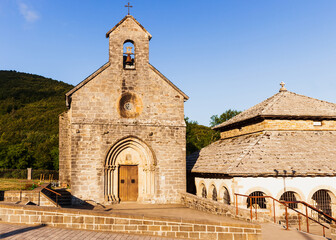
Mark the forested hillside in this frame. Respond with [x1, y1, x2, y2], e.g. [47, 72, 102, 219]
[0, 71, 73, 170]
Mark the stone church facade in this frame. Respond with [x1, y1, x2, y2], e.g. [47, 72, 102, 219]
[59, 15, 188, 204]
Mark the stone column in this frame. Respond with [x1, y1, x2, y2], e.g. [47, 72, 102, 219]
[27, 168, 32, 180]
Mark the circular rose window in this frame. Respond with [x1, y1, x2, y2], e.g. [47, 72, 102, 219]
[118, 92, 142, 118]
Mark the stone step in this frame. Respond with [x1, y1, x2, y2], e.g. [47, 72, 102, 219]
[42, 188, 72, 207]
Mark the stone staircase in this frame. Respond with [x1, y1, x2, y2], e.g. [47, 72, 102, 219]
[41, 187, 72, 207]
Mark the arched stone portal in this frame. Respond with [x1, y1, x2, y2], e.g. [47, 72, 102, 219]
[104, 136, 156, 203]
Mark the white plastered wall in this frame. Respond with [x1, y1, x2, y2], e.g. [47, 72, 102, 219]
[195, 176, 336, 216]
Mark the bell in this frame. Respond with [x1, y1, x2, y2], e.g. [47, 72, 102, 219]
[125, 54, 133, 65]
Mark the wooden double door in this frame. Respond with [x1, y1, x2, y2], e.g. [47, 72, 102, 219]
[119, 165, 138, 201]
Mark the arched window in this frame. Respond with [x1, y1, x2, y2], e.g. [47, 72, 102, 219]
[247, 191, 267, 209]
[280, 191, 298, 209]
[123, 40, 135, 69]
[201, 184, 207, 198]
[222, 187, 230, 205]
[312, 190, 333, 218]
[210, 185, 217, 201]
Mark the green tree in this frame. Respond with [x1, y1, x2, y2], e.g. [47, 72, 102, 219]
[210, 109, 241, 127]
[185, 117, 220, 155]
[2, 143, 34, 169]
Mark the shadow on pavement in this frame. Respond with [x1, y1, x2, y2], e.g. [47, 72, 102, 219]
[0, 224, 46, 239]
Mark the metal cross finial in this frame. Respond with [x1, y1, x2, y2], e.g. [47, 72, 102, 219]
[279, 81, 287, 92]
[125, 2, 133, 15]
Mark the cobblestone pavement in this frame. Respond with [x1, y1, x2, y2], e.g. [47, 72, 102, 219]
[0, 223, 177, 240]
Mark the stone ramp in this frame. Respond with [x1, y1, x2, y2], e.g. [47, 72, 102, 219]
[262, 223, 327, 240]
[103, 203, 246, 224]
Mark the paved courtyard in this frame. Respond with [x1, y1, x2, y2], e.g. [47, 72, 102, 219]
[0, 223, 177, 240]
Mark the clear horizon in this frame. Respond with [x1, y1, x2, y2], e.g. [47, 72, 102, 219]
[1, 0, 336, 126]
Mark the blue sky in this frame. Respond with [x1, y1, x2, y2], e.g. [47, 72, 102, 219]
[1, 0, 336, 126]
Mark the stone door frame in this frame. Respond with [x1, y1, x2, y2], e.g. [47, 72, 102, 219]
[104, 136, 156, 203]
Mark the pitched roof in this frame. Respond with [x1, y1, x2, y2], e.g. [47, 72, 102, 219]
[213, 90, 336, 130]
[65, 62, 189, 106]
[105, 15, 152, 40]
[191, 130, 336, 177]
[65, 62, 110, 107]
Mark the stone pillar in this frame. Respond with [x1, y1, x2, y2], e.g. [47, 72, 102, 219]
[27, 168, 32, 180]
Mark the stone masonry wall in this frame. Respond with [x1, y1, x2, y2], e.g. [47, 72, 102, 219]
[331, 224, 336, 240]
[221, 119, 336, 139]
[0, 203, 261, 240]
[59, 112, 71, 186]
[70, 124, 186, 203]
[180, 192, 272, 224]
[3, 191, 56, 207]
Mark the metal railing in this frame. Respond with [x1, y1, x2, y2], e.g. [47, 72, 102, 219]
[234, 193, 333, 237]
[38, 184, 61, 207]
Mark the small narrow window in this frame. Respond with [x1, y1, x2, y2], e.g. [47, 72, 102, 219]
[222, 187, 231, 205]
[209, 185, 217, 201]
[201, 184, 207, 198]
[123, 40, 135, 69]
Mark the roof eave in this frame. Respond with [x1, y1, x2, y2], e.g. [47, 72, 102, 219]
[213, 115, 336, 131]
[65, 62, 111, 108]
[149, 63, 189, 101]
[191, 171, 336, 178]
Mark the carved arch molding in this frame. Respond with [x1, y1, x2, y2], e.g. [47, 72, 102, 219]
[104, 136, 156, 202]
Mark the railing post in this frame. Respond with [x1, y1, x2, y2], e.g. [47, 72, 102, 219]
[306, 205, 309, 233]
[235, 194, 238, 215]
[298, 212, 301, 231]
[250, 197, 253, 220]
[273, 199, 276, 223]
[285, 206, 288, 230]
[56, 195, 58, 207]
[255, 197, 257, 220]
[323, 226, 325, 237]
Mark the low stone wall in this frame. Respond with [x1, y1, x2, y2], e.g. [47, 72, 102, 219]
[180, 192, 272, 223]
[331, 224, 336, 240]
[0, 203, 261, 240]
[3, 190, 56, 207]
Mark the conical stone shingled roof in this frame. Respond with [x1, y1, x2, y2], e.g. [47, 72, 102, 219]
[191, 130, 336, 176]
[213, 90, 336, 130]
[192, 87, 336, 176]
